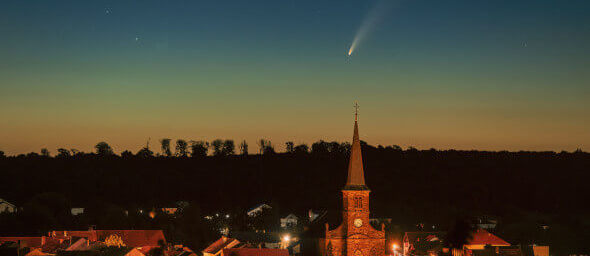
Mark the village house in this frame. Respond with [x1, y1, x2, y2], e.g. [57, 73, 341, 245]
[0, 198, 16, 213]
[203, 236, 242, 256]
[280, 214, 299, 229]
[247, 204, 272, 217]
[0, 229, 171, 256]
[403, 232, 445, 256]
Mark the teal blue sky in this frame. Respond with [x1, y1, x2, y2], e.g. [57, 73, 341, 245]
[1, 0, 589, 154]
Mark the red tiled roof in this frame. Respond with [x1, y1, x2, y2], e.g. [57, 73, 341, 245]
[95, 230, 166, 247]
[222, 248, 289, 256]
[204, 236, 238, 254]
[55, 231, 97, 241]
[0, 237, 44, 248]
[468, 229, 510, 246]
[41, 237, 66, 253]
[50, 230, 166, 248]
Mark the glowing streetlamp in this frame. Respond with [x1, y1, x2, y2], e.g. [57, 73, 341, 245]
[392, 243, 399, 256]
[282, 234, 291, 242]
[281, 234, 291, 249]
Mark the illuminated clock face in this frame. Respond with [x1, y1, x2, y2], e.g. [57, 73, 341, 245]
[354, 218, 363, 227]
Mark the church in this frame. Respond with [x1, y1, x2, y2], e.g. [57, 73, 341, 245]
[321, 112, 386, 256]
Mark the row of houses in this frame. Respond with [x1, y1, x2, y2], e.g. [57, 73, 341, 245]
[402, 229, 549, 256]
[0, 229, 195, 256]
[203, 236, 290, 256]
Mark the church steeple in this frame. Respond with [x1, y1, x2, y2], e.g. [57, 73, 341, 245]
[344, 103, 368, 190]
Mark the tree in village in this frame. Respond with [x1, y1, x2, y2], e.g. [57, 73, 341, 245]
[104, 234, 126, 247]
[95, 142, 114, 156]
[70, 149, 81, 156]
[176, 139, 189, 157]
[294, 144, 309, 154]
[40, 148, 50, 157]
[258, 139, 275, 154]
[120, 150, 133, 158]
[136, 146, 154, 158]
[190, 141, 209, 157]
[445, 218, 475, 249]
[263, 141, 275, 155]
[160, 138, 172, 157]
[221, 140, 235, 156]
[285, 142, 295, 153]
[239, 140, 248, 156]
[211, 139, 224, 156]
[56, 148, 71, 158]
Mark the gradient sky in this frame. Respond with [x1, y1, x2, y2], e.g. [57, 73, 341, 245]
[1, 0, 589, 155]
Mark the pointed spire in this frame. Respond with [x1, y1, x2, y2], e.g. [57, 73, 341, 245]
[344, 103, 368, 190]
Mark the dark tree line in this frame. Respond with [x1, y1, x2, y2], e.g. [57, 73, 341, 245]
[0, 143, 589, 255]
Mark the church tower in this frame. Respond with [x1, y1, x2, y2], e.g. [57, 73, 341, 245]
[324, 105, 386, 256]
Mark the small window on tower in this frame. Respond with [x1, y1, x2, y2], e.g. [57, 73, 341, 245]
[354, 196, 363, 208]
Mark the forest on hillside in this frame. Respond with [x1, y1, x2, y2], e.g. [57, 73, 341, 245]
[0, 140, 589, 255]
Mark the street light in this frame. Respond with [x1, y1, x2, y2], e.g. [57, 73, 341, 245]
[392, 243, 399, 256]
[282, 234, 291, 242]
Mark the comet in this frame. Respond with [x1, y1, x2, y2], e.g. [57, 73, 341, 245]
[347, 0, 398, 56]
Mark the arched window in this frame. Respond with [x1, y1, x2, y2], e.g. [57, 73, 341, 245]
[354, 196, 363, 208]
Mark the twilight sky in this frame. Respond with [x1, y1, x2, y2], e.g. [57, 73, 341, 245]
[1, 0, 589, 155]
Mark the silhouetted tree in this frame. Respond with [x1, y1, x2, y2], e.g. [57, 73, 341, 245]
[136, 146, 154, 158]
[56, 148, 71, 158]
[285, 142, 295, 153]
[0, 150, 5, 158]
[176, 139, 189, 157]
[121, 150, 133, 158]
[95, 142, 114, 156]
[211, 139, 224, 156]
[445, 218, 475, 249]
[40, 148, 50, 157]
[263, 141, 275, 155]
[70, 148, 80, 156]
[175, 204, 217, 251]
[239, 140, 248, 156]
[26, 152, 39, 158]
[190, 141, 209, 157]
[294, 144, 309, 154]
[22, 192, 72, 232]
[311, 140, 329, 155]
[148, 239, 167, 256]
[160, 138, 172, 157]
[222, 140, 235, 156]
[258, 139, 268, 154]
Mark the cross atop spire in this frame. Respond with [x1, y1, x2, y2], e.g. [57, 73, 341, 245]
[344, 103, 368, 190]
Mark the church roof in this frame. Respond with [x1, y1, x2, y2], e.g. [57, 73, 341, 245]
[344, 113, 368, 190]
[467, 229, 510, 246]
